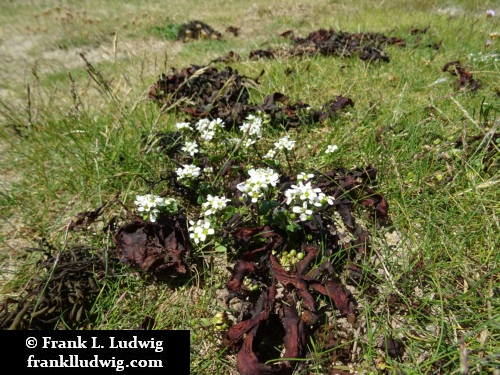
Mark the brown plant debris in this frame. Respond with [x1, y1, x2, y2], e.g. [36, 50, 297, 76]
[383, 336, 405, 359]
[148, 66, 354, 128]
[442, 61, 482, 92]
[114, 214, 192, 277]
[258, 92, 354, 128]
[178, 20, 222, 42]
[226, 26, 241, 37]
[249, 28, 406, 62]
[68, 202, 108, 231]
[408, 26, 442, 50]
[410, 26, 430, 35]
[0, 245, 108, 329]
[222, 166, 389, 374]
[210, 50, 242, 64]
[148, 65, 254, 126]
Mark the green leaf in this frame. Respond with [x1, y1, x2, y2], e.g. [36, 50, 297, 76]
[259, 200, 279, 216]
[238, 205, 249, 216]
[223, 205, 236, 221]
[215, 245, 227, 253]
[200, 318, 212, 327]
[286, 221, 301, 232]
[209, 154, 223, 164]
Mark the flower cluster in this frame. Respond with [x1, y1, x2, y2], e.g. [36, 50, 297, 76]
[284, 175, 335, 221]
[297, 172, 314, 182]
[188, 219, 215, 244]
[243, 276, 260, 292]
[175, 118, 224, 142]
[278, 249, 305, 269]
[469, 51, 500, 62]
[237, 167, 280, 203]
[202, 194, 231, 216]
[176, 164, 201, 181]
[181, 141, 199, 156]
[263, 149, 277, 159]
[264, 134, 296, 159]
[195, 118, 224, 141]
[212, 312, 229, 332]
[239, 114, 264, 147]
[176, 122, 193, 132]
[274, 134, 296, 151]
[292, 202, 314, 222]
[134, 194, 177, 222]
[325, 144, 339, 154]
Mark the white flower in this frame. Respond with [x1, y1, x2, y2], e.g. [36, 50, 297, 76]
[202, 195, 231, 216]
[284, 188, 296, 205]
[181, 141, 199, 156]
[242, 137, 257, 148]
[237, 168, 280, 203]
[176, 164, 201, 180]
[239, 114, 264, 147]
[195, 119, 211, 133]
[325, 144, 339, 154]
[134, 194, 164, 212]
[134, 194, 174, 222]
[240, 114, 263, 136]
[209, 118, 224, 130]
[149, 209, 161, 222]
[203, 167, 213, 176]
[200, 129, 215, 141]
[263, 149, 277, 159]
[195, 118, 224, 141]
[284, 180, 335, 220]
[323, 194, 335, 205]
[274, 135, 296, 151]
[188, 219, 215, 244]
[176, 122, 193, 132]
[297, 172, 314, 182]
[248, 168, 280, 187]
[299, 184, 323, 206]
[292, 202, 313, 221]
[285, 181, 322, 206]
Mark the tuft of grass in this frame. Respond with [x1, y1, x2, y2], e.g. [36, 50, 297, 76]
[146, 20, 182, 40]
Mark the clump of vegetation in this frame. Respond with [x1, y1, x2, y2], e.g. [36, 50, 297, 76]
[0, 245, 107, 329]
[177, 20, 222, 42]
[150, 20, 182, 40]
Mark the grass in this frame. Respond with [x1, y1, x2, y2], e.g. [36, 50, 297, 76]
[1, 0, 499, 374]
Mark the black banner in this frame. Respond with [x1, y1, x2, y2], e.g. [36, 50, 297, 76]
[2, 330, 190, 374]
